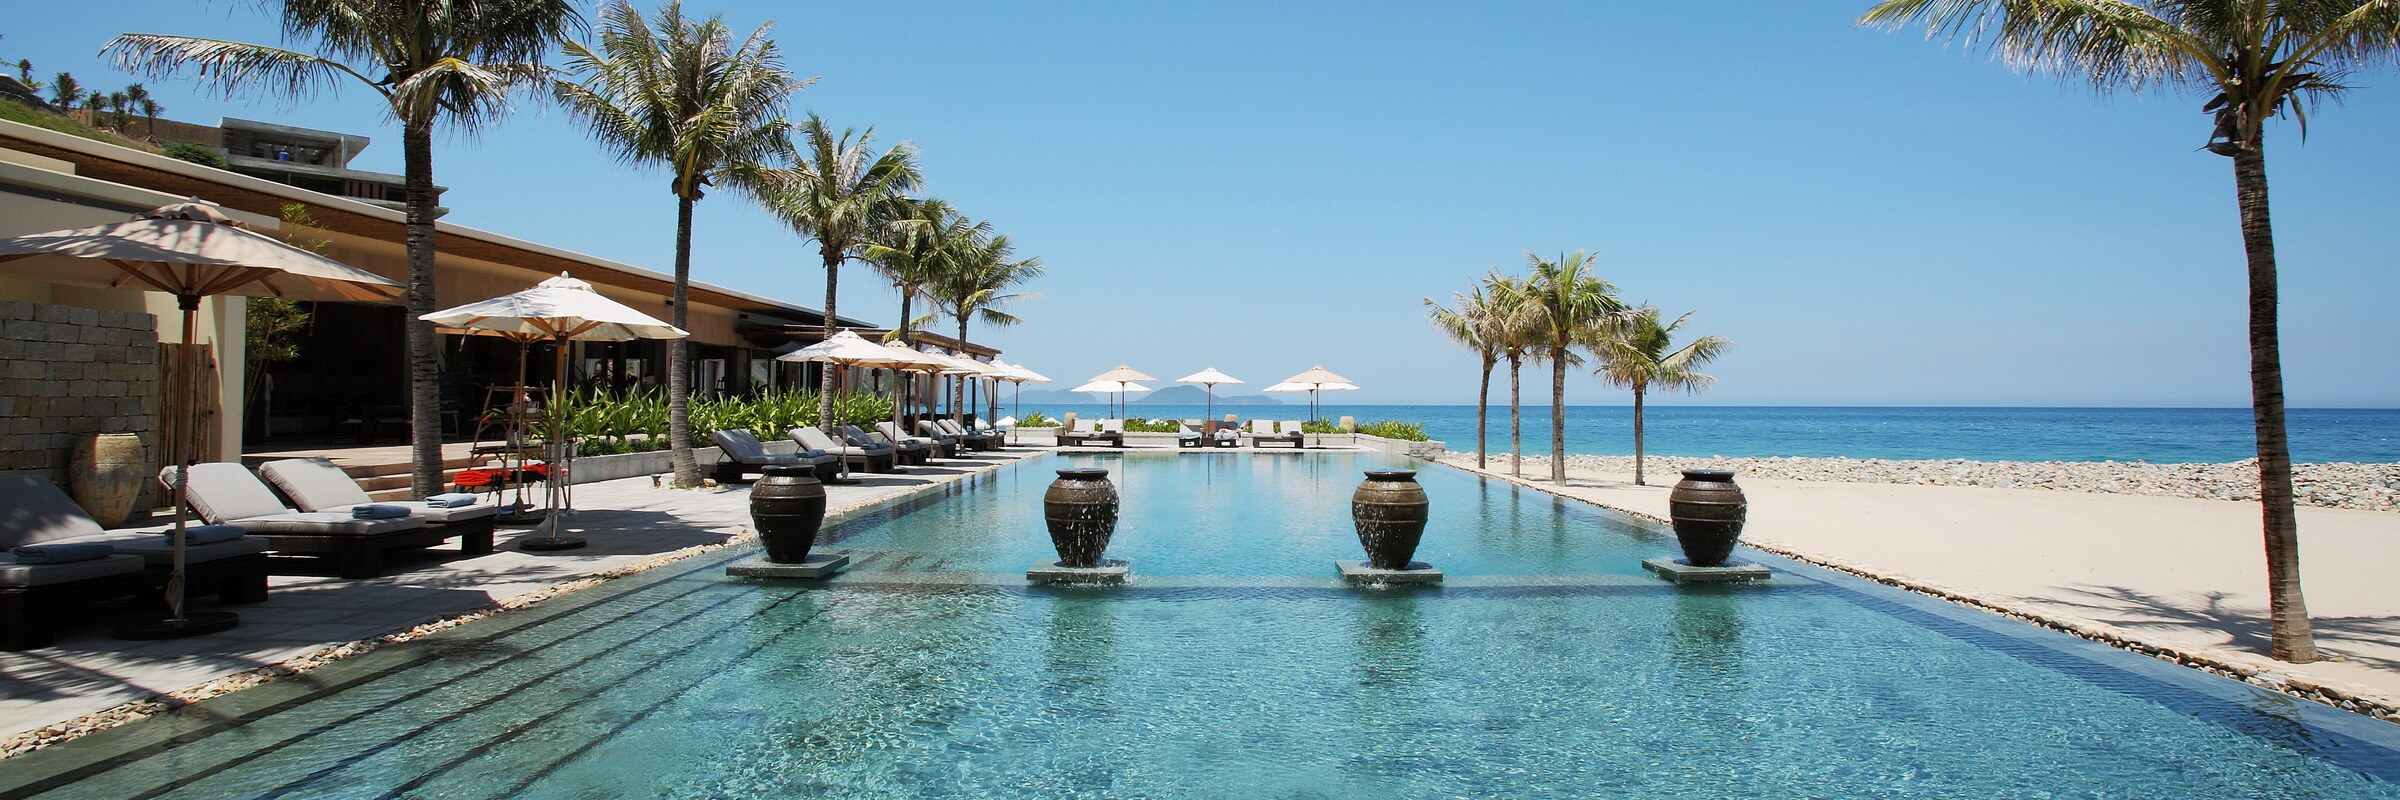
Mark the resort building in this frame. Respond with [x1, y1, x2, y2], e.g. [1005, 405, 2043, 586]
[0, 116, 993, 493]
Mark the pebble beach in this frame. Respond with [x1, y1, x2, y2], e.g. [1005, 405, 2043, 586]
[1440, 452, 2400, 512]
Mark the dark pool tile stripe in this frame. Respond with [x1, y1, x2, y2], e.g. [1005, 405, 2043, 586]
[238, 583, 785, 800]
[1808, 571, 2400, 782]
[4, 579, 743, 800]
[439, 597, 853, 800]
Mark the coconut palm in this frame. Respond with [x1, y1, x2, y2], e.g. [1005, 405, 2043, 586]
[1593, 306, 1729, 487]
[1858, 0, 2400, 664]
[1483, 272, 1539, 478]
[553, 0, 804, 488]
[124, 83, 158, 137]
[861, 198, 982, 420]
[108, 0, 584, 498]
[761, 113, 922, 435]
[49, 72, 79, 108]
[1423, 285, 1500, 470]
[1523, 251, 1625, 484]
[925, 231, 1041, 424]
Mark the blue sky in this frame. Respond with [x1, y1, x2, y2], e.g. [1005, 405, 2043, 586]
[9, 1, 2397, 407]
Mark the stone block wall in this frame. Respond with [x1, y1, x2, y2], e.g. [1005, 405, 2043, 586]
[0, 300, 161, 493]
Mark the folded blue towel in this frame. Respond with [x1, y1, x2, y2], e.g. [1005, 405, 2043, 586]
[350, 504, 411, 520]
[797, 449, 825, 458]
[424, 493, 479, 509]
[172, 524, 246, 545]
[12, 542, 116, 564]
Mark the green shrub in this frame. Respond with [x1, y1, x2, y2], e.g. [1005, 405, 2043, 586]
[1121, 417, 1182, 433]
[1356, 420, 1428, 441]
[161, 141, 228, 169]
[1016, 411, 1059, 428]
[1300, 419, 1340, 434]
[560, 387, 893, 453]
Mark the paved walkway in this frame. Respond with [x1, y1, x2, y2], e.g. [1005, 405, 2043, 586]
[0, 449, 1047, 747]
[1455, 461, 2400, 709]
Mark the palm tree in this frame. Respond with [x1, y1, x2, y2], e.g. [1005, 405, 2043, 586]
[106, 91, 129, 130]
[861, 198, 983, 421]
[1423, 285, 1499, 470]
[927, 231, 1040, 424]
[109, 0, 584, 498]
[49, 72, 79, 108]
[553, 0, 803, 488]
[1593, 307, 1729, 486]
[1483, 273, 1538, 478]
[762, 113, 922, 436]
[1523, 251, 1624, 484]
[124, 83, 157, 137]
[1858, 0, 2400, 665]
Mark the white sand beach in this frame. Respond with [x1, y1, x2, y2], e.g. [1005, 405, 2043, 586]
[1440, 452, 2400, 714]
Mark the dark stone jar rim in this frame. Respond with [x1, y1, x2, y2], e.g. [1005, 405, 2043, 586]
[1055, 468, 1111, 480]
[761, 465, 818, 480]
[1679, 469, 1736, 481]
[1363, 470, 1418, 481]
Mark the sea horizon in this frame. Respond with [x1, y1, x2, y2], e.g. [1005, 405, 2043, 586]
[987, 402, 2400, 464]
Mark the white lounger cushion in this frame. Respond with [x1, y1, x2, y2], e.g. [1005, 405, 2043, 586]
[256, 459, 499, 523]
[1281, 421, 1304, 434]
[0, 553, 145, 588]
[876, 422, 935, 447]
[175, 463, 429, 534]
[0, 475, 109, 547]
[76, 530, 271, 566]
[1250, 419, 1274, 434]
[791, 427, 877, 457]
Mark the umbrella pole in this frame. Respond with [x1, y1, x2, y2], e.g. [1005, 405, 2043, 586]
[117, 295, 237, 639]
[524, 335, 586, 551]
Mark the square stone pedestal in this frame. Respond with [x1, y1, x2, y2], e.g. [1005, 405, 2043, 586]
[1336, 560, 1443, 585]
[1642, 557, 1770, 583]
[726, 550, 851, 579]
[1028, 559, 1129, 584]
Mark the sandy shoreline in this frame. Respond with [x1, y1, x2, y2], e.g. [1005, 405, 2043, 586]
[1435, 451, 2400, 720]
[1441, 452, 2400, 512]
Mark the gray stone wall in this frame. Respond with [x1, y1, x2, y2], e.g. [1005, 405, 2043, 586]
[0, 300, 161, 493]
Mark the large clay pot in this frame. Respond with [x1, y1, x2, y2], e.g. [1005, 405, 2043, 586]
[1668, 469, 1747, 566]
[751, 465, 828, 563]
[1352, 470, 1430, 569]
[1043, 467, 1119, 567]
[69, 433, 147, 527]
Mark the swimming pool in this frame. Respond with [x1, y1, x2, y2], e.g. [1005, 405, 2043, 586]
[6, 452, 2396, 798]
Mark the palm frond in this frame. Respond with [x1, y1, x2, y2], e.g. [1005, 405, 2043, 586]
[103, 34, 374, 103]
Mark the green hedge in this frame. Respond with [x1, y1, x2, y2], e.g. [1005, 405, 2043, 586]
[559, 388, 894, 454]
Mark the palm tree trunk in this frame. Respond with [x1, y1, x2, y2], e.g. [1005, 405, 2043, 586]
[1507, 352, 1522, 477]
[402, 116, 444, 498]
[665, 194, 701, 487]
[893, 292, 912, 432]
[2233, 143, 2317, 664]
[818, 244, 842, 434]
[955, 317, 970, 426]
[1549, 344, 1567, 483]
[1632, 384, 1647, 486]
[1475, 356, 1493, 470]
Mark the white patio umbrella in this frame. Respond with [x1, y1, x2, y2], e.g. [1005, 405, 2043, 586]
[1177, 367, 1245, 432]
[0, 200, 400, 640]
[991, 360, 1051, 441]
[1084, 366, 1155, 418]
[779, 331, 919, 478]
[1272, 366, 1357, 421]
[423, 273, 687, 549]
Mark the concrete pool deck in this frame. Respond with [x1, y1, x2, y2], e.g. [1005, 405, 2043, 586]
[0, 448, 1048, 751]
[1450, 460, 2400, 716]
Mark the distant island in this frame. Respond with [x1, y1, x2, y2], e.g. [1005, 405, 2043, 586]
[1011, 385, 1285, 406]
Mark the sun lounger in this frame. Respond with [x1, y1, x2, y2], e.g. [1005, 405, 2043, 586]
[915, 419, 968, 454]
[1248, 419, 1304, 448]
[1178, 420, 1205, 448]
[1210, 423, 1242, 447]
[2, 476, 271, 623]
[843, 425, 928, 466]
[1, 476, 181, 648]
[175, 463, 443, 579]
[709, 429, 841, 482]
[1057, 418, 1123, 448]
[935, 419, 999, 451]
[789, 426, 897, 474]
[882, 421, 953, 460]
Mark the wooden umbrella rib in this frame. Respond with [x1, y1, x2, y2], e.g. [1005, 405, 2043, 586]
[104, 259, 177, 294]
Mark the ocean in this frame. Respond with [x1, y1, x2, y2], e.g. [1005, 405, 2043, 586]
[989, 402, 2400, 464]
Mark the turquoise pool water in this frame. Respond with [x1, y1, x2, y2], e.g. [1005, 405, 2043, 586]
[8, 453, 2397, 798]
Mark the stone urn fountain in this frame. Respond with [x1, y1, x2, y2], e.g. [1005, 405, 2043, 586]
[1351, 470, 1430, 569]
[1667, 469, 1748, 567]
[1043, 467, 1119, 568]
[750, 465, 828, 563]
